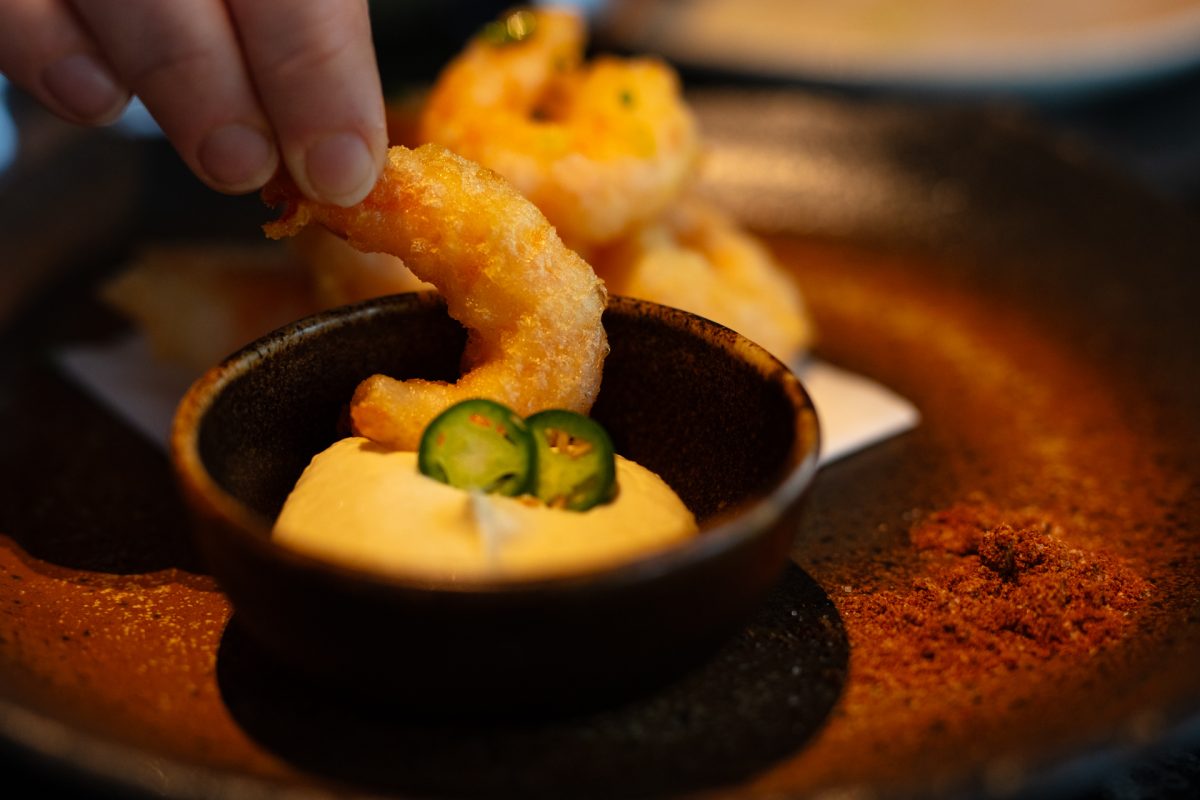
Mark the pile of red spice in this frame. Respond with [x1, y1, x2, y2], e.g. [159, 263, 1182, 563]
[839, 500, 1152, 692]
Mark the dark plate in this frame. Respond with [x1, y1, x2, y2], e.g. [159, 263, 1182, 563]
[0, 89, 1197, 798]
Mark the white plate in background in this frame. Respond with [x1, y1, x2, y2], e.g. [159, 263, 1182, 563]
[596, 0, 1200, 96]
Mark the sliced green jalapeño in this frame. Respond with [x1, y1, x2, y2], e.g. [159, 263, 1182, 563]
[526, 410, 617, 511]
[418, 399, 534, 496]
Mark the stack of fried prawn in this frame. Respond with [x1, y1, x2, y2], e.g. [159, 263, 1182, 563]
[589, 199, 814, 362]
[299, 6, 813, 365]
[418, 8, 701, 252]
[260, 6, 812, 451]
[416, 6, 814, 364]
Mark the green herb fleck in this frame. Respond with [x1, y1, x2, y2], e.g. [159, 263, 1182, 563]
[480, 9, 538, 46]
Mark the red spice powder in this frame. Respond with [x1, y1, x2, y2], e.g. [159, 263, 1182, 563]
[839, 500, 1152, 692]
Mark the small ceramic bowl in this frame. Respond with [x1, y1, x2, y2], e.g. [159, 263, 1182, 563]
[171, 293, 820, 713]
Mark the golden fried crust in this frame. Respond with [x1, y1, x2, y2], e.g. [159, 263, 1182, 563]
[417, 7, 700, 250]
[592, 197, 812, 364]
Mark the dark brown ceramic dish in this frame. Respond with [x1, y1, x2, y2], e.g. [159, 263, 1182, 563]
[1, 87, 1199, 799]
[169, 293, 820, 712]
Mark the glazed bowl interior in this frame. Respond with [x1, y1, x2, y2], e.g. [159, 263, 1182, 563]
[171, 292, 820, 710]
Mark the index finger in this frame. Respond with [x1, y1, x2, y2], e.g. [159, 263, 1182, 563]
[229, 0, 386, 207]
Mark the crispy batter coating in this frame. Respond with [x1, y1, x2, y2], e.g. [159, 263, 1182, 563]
[591, 198, 813, 365]
[418, 7, 700, 251]
[264, 144, 609, 451]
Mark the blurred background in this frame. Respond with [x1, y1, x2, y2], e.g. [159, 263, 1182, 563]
[587, 0, 1200, 208]
[1, 0, 1198, 797]
[7, 0, 1198, 210]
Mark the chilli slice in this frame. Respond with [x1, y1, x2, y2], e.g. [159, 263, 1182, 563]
[418, 399, 534, 496]
[526, 410, 616, 511]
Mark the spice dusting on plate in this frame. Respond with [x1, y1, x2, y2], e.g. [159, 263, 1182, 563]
[840, 499, 1152, 692]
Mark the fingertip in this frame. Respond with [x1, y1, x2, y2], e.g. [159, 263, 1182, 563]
[296, 131, 381, 207]
[228, 0, 386, 206]
[197, 123, 279, 193]
[41, 52, 129, 125]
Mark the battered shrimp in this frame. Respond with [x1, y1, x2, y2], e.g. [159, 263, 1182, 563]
[263, 144, 609, 452]
[419, 7, 700, 251]
[592, 198, 813, 366]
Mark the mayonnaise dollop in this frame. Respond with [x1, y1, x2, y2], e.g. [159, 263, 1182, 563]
[273, 437, 698, 580]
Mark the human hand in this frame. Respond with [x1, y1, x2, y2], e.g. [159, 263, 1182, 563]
[0, 0, 387, 206]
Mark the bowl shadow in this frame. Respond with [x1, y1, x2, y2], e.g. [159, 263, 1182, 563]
[215, 561, 848, 799]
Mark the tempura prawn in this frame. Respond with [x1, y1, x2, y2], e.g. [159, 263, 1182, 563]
[263, 143, 609, 452]
[591, 198, 813, 365]
[419, 7, 700, 252]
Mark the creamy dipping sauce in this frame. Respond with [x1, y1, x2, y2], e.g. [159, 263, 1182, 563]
[273, 437, 698, 580]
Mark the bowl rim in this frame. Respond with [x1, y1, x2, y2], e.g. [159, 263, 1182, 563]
[170, 292, 822, 595]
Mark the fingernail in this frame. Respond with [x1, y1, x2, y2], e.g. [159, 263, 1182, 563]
[42, 53, 127, 123]
[304, 133, 377, 206]
[198, 124, 277, 190]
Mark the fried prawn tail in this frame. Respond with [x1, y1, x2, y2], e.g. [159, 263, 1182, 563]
[261, 172, 315, 240]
